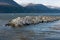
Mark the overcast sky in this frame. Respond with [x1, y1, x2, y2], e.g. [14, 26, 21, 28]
[14, 0, 60, 7]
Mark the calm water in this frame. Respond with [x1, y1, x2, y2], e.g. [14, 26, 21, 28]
[0, 13, 60, 40]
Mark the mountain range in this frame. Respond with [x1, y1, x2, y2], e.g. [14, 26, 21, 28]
[0, 0, 23, 13]
[0, 0, 60, 13]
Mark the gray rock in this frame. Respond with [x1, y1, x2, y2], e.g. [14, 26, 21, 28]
[5, 16, 60, 27]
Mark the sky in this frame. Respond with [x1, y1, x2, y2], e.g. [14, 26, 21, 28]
[13, 0, 60, 7]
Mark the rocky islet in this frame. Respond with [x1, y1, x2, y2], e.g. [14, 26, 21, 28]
[5, 16, 60, 27]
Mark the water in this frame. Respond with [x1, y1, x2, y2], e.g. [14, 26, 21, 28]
[0, 13, 60, 40]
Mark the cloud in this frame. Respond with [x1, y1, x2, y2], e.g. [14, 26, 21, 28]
[13, 0, 60, 7]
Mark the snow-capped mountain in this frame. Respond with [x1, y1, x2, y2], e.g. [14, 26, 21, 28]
[0, 0, 60, 13]
[23, 3, 60, 13]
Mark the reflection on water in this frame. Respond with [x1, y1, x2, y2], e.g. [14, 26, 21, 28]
[0, 20, 60, 40]
[0, 13, 60, 40]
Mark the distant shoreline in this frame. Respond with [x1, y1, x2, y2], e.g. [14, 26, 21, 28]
[0, 13, 60, 16]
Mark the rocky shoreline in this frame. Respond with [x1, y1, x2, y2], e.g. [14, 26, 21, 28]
[5, 16, 60, 27]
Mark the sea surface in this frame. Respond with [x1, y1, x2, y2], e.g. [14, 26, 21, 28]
[0, 13, 60, 40]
